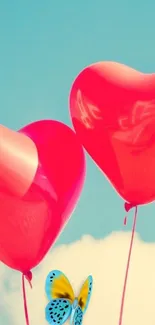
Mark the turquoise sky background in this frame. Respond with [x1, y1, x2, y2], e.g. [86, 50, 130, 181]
[1, 0, 155, 249]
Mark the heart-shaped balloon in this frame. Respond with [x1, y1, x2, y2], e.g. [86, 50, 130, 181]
[69, 61, 155, 205]
[0, 120, 85, 273]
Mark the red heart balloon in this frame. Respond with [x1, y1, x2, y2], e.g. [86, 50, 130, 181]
[0, 120, 85, 273]
[69, 61, 155, 205]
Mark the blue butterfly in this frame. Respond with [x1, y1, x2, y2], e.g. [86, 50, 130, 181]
[45, 270, 93, 325]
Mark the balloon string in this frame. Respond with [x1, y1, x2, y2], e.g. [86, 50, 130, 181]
[118, 204, 138, 325]
[22, 272, 32, 325]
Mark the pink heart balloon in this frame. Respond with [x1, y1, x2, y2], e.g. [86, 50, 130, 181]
[70, 61, 155, 205]
[0, 120, 85, 273]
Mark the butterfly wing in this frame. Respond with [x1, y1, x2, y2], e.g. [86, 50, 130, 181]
[72, 306, 83, 325]
[45, 270, 75, 303]
[77, 275, 93, 314]
[45, 298, 72, 325]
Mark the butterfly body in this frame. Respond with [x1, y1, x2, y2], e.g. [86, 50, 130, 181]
[45, 270, 93, 325]
[69, 299, 79, 325]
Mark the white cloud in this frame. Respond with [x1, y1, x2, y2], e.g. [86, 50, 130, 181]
[1, 232, 155, 325]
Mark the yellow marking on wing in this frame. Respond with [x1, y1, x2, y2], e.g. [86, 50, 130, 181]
[78, 279, 89, 311]
[51, 275, 75, 302]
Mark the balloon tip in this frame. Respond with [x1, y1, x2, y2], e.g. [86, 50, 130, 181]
[124, 202, 136, 212]
[23, 271, 33, 289]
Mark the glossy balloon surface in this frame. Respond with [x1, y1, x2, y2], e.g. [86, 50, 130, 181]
[70, 62, 155, 205]
[0, 120, 85, 272]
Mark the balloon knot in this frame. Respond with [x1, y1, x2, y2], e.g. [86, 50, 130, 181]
[23, 271, 33, 289]
[124, 202, 136, 212]
[124, 203, 137, 226]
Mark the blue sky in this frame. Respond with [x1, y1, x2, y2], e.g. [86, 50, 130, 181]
[1, 0, 155, 248]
